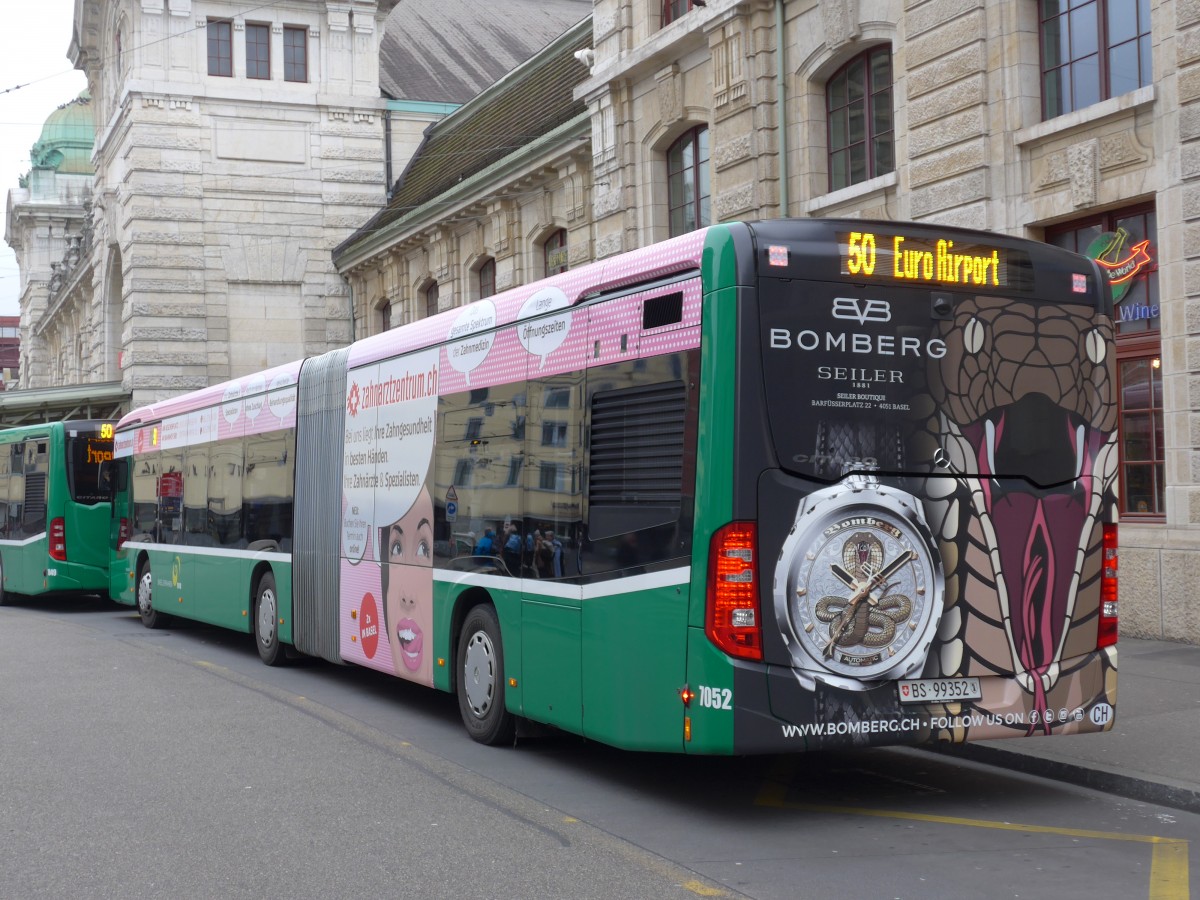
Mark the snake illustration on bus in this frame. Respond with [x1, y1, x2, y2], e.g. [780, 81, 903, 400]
[107, 219, 1118, 752]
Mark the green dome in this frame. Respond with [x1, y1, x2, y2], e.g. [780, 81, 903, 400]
[29, 91, 93, 175]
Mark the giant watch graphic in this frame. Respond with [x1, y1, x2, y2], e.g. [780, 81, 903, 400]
[774, 474, 944, 691]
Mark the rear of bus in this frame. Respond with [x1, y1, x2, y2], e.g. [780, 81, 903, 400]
[0, 420, 115, 599]
[686, 220, 1118, 754]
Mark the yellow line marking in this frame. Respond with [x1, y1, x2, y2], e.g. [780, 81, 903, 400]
[1151, 840, 1190, 899]
[757, 759, 1189, 900]
[681, 880, 727, 897]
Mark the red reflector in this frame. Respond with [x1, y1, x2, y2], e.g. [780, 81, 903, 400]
[49, 517, 66, 562]
[1098, 523, 1118, 648]
[705, 521, 762, 661]
[117, 517, 130, 550]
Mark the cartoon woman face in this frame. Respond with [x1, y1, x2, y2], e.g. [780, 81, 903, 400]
[381, 485, 434, 685]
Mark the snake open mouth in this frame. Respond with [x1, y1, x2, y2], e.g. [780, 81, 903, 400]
[951, 393, 1107, 712]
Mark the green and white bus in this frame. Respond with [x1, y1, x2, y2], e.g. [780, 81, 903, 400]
[0, 419, 115, 604]
[110, 219, 1119, 753]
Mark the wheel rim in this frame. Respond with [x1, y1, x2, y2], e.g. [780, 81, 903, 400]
[462, 629, 497, 718]
[137, 569, 153, 616]
[257, 586, 277, 647]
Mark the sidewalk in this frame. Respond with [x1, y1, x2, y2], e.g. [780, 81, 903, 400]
[932, 637, 1200, 814]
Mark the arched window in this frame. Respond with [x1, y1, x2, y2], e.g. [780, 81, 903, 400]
[544, 230, 568, 276]
[667, 126, 710, 237]
[424, 282, 439, 318]
[477, 257, 496, 299]
[826, 46, 894, 192]
[376, 301, 391, 334]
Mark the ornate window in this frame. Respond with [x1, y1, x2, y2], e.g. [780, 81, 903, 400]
[424, 282, 439, 319]
[284, 26, 309, 83]
[246, 23, 270, 80]
[826, 46, 894, 192]
[207, 20, 233, 77]
[667, 126, 710, 237]
[544, 230, 568, 276]
[1040, 0, 1152, 120]
[477, 257, 496, 299]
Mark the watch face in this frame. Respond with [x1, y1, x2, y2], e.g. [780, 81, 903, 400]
[775, 483, 944, 688]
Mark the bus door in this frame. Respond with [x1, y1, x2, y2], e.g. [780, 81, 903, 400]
[61, 423, 115, 575]
[107, 456, 134, 603]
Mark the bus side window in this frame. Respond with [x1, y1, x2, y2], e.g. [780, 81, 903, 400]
[159, 452, 184, 545]
[208, 439, 244, 549]
[184, 445, 210, 546]
[581, 350, 697, 576]
[131, 455, 159, 542]
[8, 442, 24, 540]
[243, 430, 294, 552]
[0, 444, 11, 538]
[21, 441, 47, 536]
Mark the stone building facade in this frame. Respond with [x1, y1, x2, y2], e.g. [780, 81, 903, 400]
[335, 0, 1197, 642]
[38, 0, 401, 408]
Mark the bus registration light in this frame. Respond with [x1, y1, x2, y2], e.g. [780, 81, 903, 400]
[706, 522, 763, 661]
[49, 518, 66, 561]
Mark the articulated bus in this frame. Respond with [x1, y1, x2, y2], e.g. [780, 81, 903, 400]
[109, 220, 1118, 752]
[0, 419, 115, 604]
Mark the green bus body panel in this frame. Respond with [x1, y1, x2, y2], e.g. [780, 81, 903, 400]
[135, 546, 293, 640]
[683, 627, 738, 754]
[580, 581, 690, 751]
[522, 599, 583, 733]
[65, 501, 110, 573]
[110, 547, 135, 605]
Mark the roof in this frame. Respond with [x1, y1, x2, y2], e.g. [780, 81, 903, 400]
[29, 91, 93, 175]
[379, 0, 591, 102]
[338, 18, 593, 262]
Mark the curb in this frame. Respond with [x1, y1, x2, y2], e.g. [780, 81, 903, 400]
[927, 743, 1200, 816]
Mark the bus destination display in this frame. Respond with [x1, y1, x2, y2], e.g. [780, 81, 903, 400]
[840, 229, 1007, 288]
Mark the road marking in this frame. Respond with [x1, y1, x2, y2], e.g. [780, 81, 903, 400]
[757, 759, 1190, 900]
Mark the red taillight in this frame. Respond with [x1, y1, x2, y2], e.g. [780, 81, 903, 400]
[1098, 522, 1118, 648]
[705, 521, 762, 661]
[117, 517, 130, 550]
[49, 517, 66, 561]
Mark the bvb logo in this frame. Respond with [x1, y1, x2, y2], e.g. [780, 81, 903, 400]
[171, 555, 182, 588]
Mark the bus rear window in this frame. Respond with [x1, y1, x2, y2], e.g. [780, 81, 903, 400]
[66, 430, 115, 505]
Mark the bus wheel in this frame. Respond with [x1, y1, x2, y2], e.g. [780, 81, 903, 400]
[136, 560, 167, 629]
[254, 572, 285, 666]
[455, 604, 515, 746]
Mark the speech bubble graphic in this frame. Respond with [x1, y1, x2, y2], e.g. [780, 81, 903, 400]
[243, 374, 267, 420]
[222, 383, 242, 425]
[518, 286, 572, 369]
[268, 372, 297, 421]
[446, 300, 496, 385]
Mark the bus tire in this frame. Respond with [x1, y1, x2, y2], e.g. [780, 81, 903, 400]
[455, 604, 515, 746]
[254, 572, 285, 667]
[136, 559, 168, 629]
